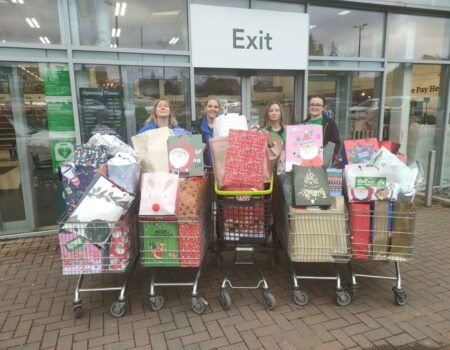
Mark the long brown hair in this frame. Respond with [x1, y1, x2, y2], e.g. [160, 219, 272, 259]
[144, 98, 178, 127]
[263, 101, 284, 130]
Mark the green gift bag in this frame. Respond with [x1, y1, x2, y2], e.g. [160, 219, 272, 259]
[142, 222, 180, 267]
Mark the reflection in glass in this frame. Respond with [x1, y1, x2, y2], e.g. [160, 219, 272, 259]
[309, 6, 384, 58]
[250, 76, 294, 127]
[74, 64, 190, 142]
[69, 0, 188, 50]
[388, 14, 450, 60]
[0, 0, 61, 44]
[194, 75, 242, 119]
[385, 63, 448, 184]
[308, 71, 382, 141]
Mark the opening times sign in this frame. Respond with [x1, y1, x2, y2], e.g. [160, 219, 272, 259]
[79, 88, 126, 143]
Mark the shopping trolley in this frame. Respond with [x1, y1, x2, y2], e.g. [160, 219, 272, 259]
[214, 176, 276, 310]
[275, 175, 352, 306]
[348, 202, 416, 305]
[139, 192, 212, 314]
[58, 208, 138, 318]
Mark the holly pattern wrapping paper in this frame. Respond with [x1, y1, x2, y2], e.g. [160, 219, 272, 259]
[178, 221, 203, 267]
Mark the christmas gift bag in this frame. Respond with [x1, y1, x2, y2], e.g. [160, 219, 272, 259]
[213, 113, 248, 138]
[292, 165, 331, 207]
[178, 221, 203, 267]
[326, 168, 343, 197]
[74, 144, 108, 166]
[139, 172, 179, 216]
[176, 176, 208, 216]
[285, 125, 323, 172]
[107, 152, 140, 194]
[209, 136, 228, 188]
[267, 133, 284, 171]
[108, 213, 133, 270]
[342, 138, 379, 165]
[87, 133, 138, 158]
[141, 222, 180, 266]
[168, 134, 204, 176]
[222, 129, 268, 190]
[131, 127, 173, 172]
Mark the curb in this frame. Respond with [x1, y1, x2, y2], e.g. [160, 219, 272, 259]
[416, 191, 450, 207]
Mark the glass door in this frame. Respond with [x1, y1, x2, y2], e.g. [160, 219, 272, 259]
[194, 71, 295, 127]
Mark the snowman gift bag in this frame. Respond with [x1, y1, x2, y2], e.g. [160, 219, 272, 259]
[285, 125, 323, 172]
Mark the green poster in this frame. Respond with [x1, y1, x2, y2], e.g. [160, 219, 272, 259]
[47, 102, 74, 132]
[50, 139, 76, 173]
[43, 67, 71, 97]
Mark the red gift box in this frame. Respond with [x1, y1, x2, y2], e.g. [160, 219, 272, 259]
[178, 221, 203, 267]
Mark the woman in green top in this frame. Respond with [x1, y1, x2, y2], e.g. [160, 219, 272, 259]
[259, 101, 286, 143]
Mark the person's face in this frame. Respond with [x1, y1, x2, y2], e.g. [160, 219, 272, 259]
[268, 104, 281, 123]
[309, 97, 325, 118]
[204, 99, 220, 120]
[155, 100, 170, 125]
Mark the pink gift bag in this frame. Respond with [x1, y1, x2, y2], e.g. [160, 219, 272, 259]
[342, 138, 379, 164]
[139, 172, 179, 216]
[285, 125, 323, 172]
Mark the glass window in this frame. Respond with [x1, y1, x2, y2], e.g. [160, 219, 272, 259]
[69, 0, 188, 50]
[385, 63, 448, 185]
[0, 1, 61, 44]
[308, 71, 382, 141]
[387, 14, 450, 60]
[309, 6, 384, 58]
[74, 64, 191, 143]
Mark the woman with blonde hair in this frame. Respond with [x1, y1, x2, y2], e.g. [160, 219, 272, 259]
[138, 98, 190, 135]
[259, 101, 286, 143]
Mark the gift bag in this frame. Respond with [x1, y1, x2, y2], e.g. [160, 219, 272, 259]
[131, 127, 173, 172]
[326, 168, 343, 197]
[178, 221, 203, 267]
[342, 138, 379, 165]
[267, 133, 283, 171]
[139, 172, 179, 216]
[142, 222, 180, 266]
[74, 144, 108, 166]
[109, 213, 133, 270]
[107, 152, 140, 194]
[292, 165, 331, 207]
[213, 113, 248, 138]
[285, 125, 323, 172]
[222, 129, 268, 190]
[168, 134, 204, 176]
[87, 133, 138, 158]
[176, 176, 208, 216]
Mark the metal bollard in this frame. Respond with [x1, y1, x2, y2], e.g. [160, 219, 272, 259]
[425, 150, 436, 207]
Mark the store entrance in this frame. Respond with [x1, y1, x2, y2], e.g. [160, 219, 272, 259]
[194, 70, 296, 128]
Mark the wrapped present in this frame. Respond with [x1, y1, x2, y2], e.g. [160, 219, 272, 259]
[131, 127, 173, 172]
[176, 176, 207, 217]
[344, 164, 401, 202]
[168, 134, 204, 176]
[222, 129, 268, 190]
[213, 113, 248, 138]
[139, 172, 179, 216]
[178, 221, 203, 267]
[349, 203, 371, 259]
[109, 214, 133, 270]
[87, 133, 137, 158]
[326, 168, 343, 197]
[378, 140, 400, 154]
[285, 125, 323, 171]
[61, 163, 108, 215]
[107, 152, 140, 194]
[222, 200, 266, 242]
[292, 165, 331, 207]
[74, 144, 108, 166]
[59, 232, 103, 275]
[141, 222, 180, 267]
[342, 138, 379, 165]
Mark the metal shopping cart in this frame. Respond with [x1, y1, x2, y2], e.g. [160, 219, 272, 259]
[348, 202, 416, 305]
[58, 208, 138, 318]
[275, 175, 352, 306]
[139, 188, 212, 314]
[214, 176, 276, 310]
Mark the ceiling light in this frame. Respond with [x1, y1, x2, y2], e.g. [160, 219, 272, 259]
[152, 11, 180, 17]
[115, 2, 120, 16]
[120, 3, 126, 16]
[1, 40, 6, 43]
[111, 28, 116, 37]
[31, 18, 40, 28]
[11, 0, 17, 3]
[338, 10, 351, 16]
[110, 43, 117, 48]
[44, 37, 50, 44]
[18, 0, 24, 3]
[26, 18, 35, 28]
[116, 28, 121, 37]
[169, 37, 179, 45]
[309, 25, 316, 30]
[39, 36, 46, 44]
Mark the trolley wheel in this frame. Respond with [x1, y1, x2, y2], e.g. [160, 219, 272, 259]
[393, 288, 408, 306]
[150, 295, 164, 311]
[348, 283, 359, 300]
[336, 290, 352, 307]
[192, 297, 206, 314]
[110, 301, 126, 318]
[293, 289, 309, 306]
[73, 304, 82, 319]
[263, 292, 276, 310]
[219, 289, 231, 310]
